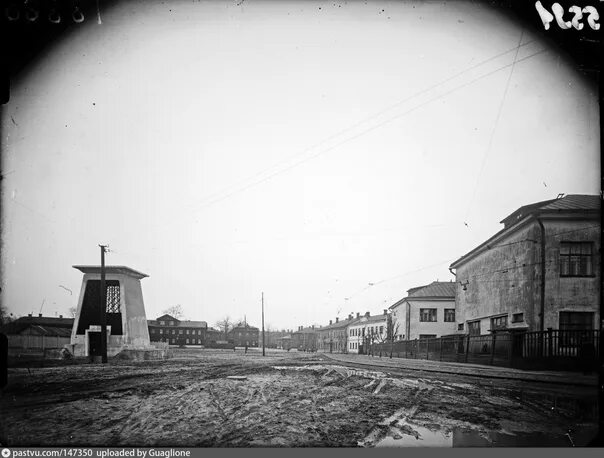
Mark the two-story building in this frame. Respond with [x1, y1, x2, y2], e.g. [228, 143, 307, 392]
[449, 194, 600, 335]
[291, 325, 318, 351]
[228, 324, 259, 347]
[317, 315, 354, 353]
[389, 281, 457, 340]
[147, 314, 207, 346]
[347, 311, 389, 353]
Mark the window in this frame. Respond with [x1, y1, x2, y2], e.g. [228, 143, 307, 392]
[160, 321, 166, 326]
[379, 326, 384, 334]
[186, 339, 189, 344]
[105, 284, 121, 313]
[419, 308, 437, 322]
[159, 329, 163, 334]
[179, 330, 183, 335]
[457, 323, 464, 331]
[490, 315, 508, 331]
[512, 313, 524, 323]
[444, 309, 456, 322]
[468, 320, 480, 336]
[171, 330, 175, 335]
[170, 321, 175, 326]
[559, 312, 594, 331]
[560, 242, 594, 277]
[150, 329, 155, 334]
[186, 330, 189, 335]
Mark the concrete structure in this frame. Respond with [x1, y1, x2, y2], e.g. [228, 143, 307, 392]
[389, 282, 457, 340]
[449, 194, 600, 335]
[70, 265, 154, 357]
[347, 311, 388, 353]
[148, 314, 207, 346]
[317, 315, 355, 353]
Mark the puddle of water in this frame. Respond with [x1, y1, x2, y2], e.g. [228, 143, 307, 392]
[370, 425, 599, 447]
[376, 426, 452, 447]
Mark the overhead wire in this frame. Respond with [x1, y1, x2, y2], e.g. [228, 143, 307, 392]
[145, 44, 548, 235]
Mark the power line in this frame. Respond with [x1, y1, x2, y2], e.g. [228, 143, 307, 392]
[179, 40, 538, 211]
[465, 29, 525, 223]
[146, 46, 547, 235]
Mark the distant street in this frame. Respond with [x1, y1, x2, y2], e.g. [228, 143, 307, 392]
[1, 349, 597, 447]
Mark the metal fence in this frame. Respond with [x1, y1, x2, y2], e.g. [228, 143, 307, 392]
[7, 334, 71, 350]
[370, 329, 600, 371]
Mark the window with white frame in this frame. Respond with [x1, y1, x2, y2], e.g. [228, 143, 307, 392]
[419, 308, 437, 322]
[560, 242, 594, 277]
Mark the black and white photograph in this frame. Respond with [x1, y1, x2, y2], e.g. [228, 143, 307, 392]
[0, 0, 601, 448]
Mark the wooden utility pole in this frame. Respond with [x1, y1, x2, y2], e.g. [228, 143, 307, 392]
[99, 244, 108, 363]
[261, 292, 265, 356]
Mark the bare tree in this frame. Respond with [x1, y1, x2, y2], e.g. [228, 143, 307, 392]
[215, 316, 233, 340]
[162, 304, 185, 320]
[0, 304, 14, 326]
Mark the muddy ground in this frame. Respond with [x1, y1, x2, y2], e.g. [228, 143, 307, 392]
[0, 349, 598, 447]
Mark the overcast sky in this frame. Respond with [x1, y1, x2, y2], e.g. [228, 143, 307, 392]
[1, 0, 599, 330]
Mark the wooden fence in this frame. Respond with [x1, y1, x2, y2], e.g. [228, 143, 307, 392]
[370, 329, 600, 371]
[7, 334, 71, 350]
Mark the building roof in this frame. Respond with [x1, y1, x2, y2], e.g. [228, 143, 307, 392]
[318, 316, 358, 331]
[229, 325, 259, 332]
[0, 315, 74, 336]
[349, 314, 388, 326]
[451, 194, 601, 269]
[148, 317, 207, 328]
[388, 282, 455, 309]
[408, 281, 456, 298]
[293, 326, 317, 334]
[73, 265, 149, 279]
[500, 194, 600, 228]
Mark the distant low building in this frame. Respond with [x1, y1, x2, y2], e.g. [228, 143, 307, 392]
[317, 315, 355, 353]
[147, 314, 207, 346]
[389, 282, 457, 340]
[1, 314, 73, 337]
[292, 325, 318, 351]
[347, 311, 389, 353]
[228, 325, 259, 347]
[0, 314, 75, 354]
[278, 334, 293, 350]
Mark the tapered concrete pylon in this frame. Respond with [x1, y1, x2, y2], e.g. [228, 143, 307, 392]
[69, 265, 154, 358]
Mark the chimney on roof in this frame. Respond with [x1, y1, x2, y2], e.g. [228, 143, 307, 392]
[329, 320, 332, 325]
[311, 325, 315, 329]
[299, 325, 303, 331]
[38, 313, 42, 317]
[59, 315, 63, 318]
[335, 317, 339, 323]
[348, 313, 352, 320]
[28, 313, 32, 317]
[356, 312, 360, 318]
[365, 311, 370, 318]
[383, 309, 387, 315]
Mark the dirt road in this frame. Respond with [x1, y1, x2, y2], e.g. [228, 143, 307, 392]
[0, 350, 598, 447]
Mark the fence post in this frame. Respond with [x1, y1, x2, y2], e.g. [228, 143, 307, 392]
[490, 332, 497, 365]
[439, 337, 443, 361]
[547, 328, 553, 358]
[465, 335, 470, 363]
[426, 339, 430, 360]
[415, 339, 418, 359]
[405, 340, 408, 359]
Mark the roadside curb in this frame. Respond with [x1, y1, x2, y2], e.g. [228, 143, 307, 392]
[320, 353, 598, 387]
